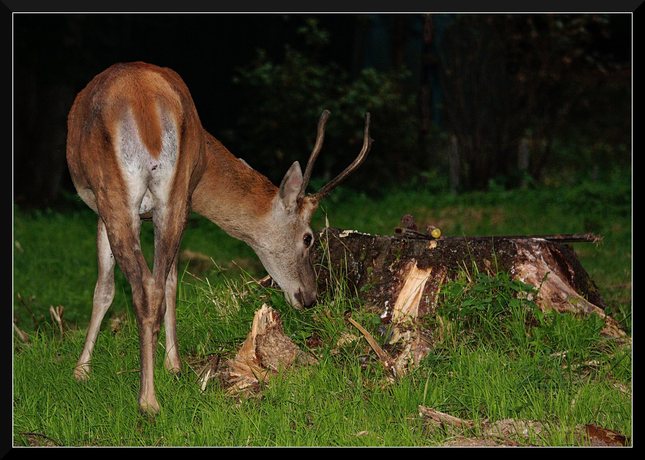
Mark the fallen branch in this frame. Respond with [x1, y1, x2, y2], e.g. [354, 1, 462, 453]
[346, 316, 396, 377]
[443, 233, 602, 244]
[13, 322, 30, 343]
[394, 227, 601, 244]
[418, 406, 474, 429]
[19, 431, 60, 447]
[418, 405, 629, 446]
[49, 305, 65, 337]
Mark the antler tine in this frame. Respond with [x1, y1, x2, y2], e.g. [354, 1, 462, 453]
[313, 112, 373, 202]
[299, 109, 331, 197]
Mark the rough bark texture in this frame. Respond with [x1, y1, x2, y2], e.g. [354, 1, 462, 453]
[311, 227, 624, 338]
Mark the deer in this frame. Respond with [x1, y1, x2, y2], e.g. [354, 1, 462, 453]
[65, 61, 372, 415]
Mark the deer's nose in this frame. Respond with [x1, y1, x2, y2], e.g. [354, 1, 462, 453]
[294, 290, 317, 308]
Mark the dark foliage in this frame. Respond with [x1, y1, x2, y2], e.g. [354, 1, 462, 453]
[437, 14, 630, 191]
[13, 14, 630, 206]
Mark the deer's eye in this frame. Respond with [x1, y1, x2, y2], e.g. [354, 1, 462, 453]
[303, 233, 313, 248]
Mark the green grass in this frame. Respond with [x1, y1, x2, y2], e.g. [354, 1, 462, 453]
[13, 172, 631, 446]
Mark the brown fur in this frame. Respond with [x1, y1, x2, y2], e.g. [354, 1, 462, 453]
[66, 62, 293, 414]
[191, 132, 278, 230]
[67, 62, 202, 193]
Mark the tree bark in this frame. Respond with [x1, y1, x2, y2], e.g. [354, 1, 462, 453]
[311, 228, 624, 339]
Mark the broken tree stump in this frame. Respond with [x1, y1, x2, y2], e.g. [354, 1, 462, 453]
[311, 228, 625, 339]
[207, 304, 317, 395]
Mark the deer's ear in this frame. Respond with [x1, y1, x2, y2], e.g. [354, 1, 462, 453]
[279, 161, 303, 210]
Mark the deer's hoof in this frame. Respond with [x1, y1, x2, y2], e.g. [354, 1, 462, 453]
[139, 396, 161, 416]
[74, 364, 91, 381]
[164, 356, 182, 375]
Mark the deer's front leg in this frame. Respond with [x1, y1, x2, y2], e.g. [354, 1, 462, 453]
[74, 218, 116, 381]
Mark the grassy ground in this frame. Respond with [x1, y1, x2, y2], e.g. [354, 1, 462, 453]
[13, 171, 631, 446]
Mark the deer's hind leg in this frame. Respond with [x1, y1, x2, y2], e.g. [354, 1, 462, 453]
[74, 217, 116, 381]
[88, 142, 163, 414]
[96, 189, 163, 415]
[163, 258, 181, 373]
[153, 112, 196, 376]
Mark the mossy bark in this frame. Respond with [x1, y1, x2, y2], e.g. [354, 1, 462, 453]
[311, 227, 624, 338]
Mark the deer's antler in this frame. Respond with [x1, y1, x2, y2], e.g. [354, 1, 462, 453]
[299, 110, 373, 202]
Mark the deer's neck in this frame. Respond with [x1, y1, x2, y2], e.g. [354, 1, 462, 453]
[191, 132, 278, 246]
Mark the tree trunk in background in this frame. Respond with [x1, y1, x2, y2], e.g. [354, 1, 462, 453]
[37, 85, 76, 203]
[390, 16, 407, 69]
[419, 15, 434, 168]
[14, 15, 94, 207]
[14, 77, 76, 206]
[448, 135, 460, 193]
[351, 15, 369, 77]
[518, 137, 531, 188]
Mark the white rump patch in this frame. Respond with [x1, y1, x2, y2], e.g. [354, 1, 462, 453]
[116, 105, 179, 215]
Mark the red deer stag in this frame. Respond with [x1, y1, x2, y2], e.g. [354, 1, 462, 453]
[66, 62, 372, 414]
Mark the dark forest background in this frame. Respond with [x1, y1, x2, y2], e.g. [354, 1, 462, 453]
[13, 14, 631, 207]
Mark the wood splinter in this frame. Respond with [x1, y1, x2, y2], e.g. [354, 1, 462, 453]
[346, 316, 397, 377]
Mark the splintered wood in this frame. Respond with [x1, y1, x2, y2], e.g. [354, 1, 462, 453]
[347, 260, 434, 379]
[207, 304, 316, 395]
[49, 305, 65, 337]
[388, 260, 434, 376]
[312, 227, 626, 339]
[391, 262, 432, 324]
[513, 241, 625, 337]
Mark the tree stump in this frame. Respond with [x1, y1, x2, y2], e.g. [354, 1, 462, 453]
[311, 227, 625, 339]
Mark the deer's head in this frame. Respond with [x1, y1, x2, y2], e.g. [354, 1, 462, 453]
[253, 110, 373, 309]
